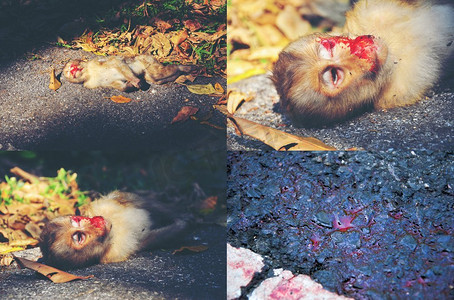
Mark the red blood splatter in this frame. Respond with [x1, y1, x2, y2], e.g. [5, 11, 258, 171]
[69, 64, 83, 78]
[388, 210, 404, 220]
[319, 35, 378, 73]
[333, 214, 356, 232]
[309, 233, 321, 251]
[71, 216, 106, 229]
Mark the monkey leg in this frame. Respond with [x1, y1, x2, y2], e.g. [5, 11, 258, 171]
[140, 219, 189, 250]
[145, 65, 194, 84]
[109, 80, 133, 92]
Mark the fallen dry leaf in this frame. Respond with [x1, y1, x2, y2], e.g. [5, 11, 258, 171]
[184, 19, 202, 32]
[108, 95, 132, 103]
[171, 106, 199, 124]
[172, 245, 209, 255]
[229, 116, 337, 151]
[186, 83, 222, 95]
[227, 90, 255, 113]
[48, 68, 61, 91]
[0, 254, 13, 266]
[175, 73, 197, 84]
[199, 196, 218, 214]
[214, 82, 224, 94]
[9, 238, 39, 248]
[170, 29, 189, 47]
[0, 244, 25, 255]
[14, 256, 94, 283]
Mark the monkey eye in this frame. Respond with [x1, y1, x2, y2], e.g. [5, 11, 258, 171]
[72, 232, 86, 245]
[322, 67, 344, 88]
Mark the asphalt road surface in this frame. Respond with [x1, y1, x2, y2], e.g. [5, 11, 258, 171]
[227, 73, 454, 151]
[0, 47, 225, 151]
[0, 224, 226, 300]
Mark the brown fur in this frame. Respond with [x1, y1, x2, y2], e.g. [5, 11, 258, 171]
[39, 191, 189, 269]
[62, 55, 194, 92]
[272, 0, 454, 126]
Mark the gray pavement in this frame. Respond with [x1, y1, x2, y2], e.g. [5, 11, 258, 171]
[0, 47, 225, 151]
[0, 224, 226, 300]
[227, 73, 454, 151]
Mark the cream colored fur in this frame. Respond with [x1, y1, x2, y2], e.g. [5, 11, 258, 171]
[344, 0, 454, 108]
[84, 193, 151, 263]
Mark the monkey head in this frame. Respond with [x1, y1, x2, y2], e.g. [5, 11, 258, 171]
[39, 215, 112, 269]
[272, 33, 390, 127]
[62, 60, 86, 83]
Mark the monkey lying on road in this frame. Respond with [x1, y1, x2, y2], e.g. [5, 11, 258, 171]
[272, 0, 454, 127]
[39, 191, 190, 269]
[63, 55, 194, 92]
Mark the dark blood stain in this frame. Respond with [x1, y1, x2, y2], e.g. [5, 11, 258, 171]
[227, 151, 454, 299]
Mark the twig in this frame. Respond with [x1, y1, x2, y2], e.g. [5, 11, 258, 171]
[9, 167, 40, 183]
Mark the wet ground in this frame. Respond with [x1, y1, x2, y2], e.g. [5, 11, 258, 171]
[227, 151, 454, 299]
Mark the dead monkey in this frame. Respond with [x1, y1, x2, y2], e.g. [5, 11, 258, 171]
[62, 55, 194, 92]
[272, 0, 454, 127]
[39, 191, 190, 269]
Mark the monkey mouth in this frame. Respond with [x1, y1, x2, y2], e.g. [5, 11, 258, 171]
[322, 66, 344, 88]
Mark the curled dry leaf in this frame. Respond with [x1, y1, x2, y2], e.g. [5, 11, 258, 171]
[170, 29, 189, 47]
[172, 245, 209, 255]
[186, 83, 221, 95]
[0, 254, 14, 266]
[14, 256, 94, 283]
[214, 82, 224, 94]
[48, 68, 61, 91]
[227, 90, 255, 114]
[229, 116, 337, 151]
[108, 95, 132, 103]
[175, 73, 197, 84]
[184, 19, 202, 32]
[171, 106, 199, 124]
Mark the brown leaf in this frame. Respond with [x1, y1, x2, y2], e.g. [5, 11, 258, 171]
[9, 238, 39, 248]
[155, 19, 172, 32]
[229, 116, 337, 151]
[109, 95, 132, 103]
[172, 245, 209, 255]
[171, 106, 199, 124]
[174, 73, 197, 84]
[14, 256, 94, 283]
[184, 20, 202, 32]
[227, 90, 255, 113]
[170, 30, 189, 47]
[186, 83, 221, 95]
[199, 196, 217, 214]
[151, 32, 172, 58]
[48, 68, 61, 91]
[0, 254, 14, 266]
[214, 82, 224, 94]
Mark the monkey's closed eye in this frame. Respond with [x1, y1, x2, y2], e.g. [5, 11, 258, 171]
[72, 232, 86, 245]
